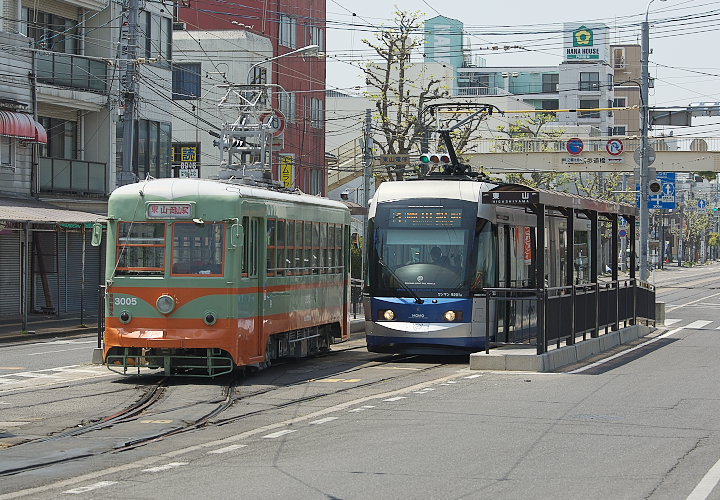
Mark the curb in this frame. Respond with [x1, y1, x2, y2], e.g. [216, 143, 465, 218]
[0, 326, 99, 344]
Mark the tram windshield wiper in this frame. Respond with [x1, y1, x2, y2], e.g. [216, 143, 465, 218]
[377, 257, 424, 304]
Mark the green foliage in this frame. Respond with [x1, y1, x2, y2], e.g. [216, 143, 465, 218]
[709, 232, 720, 248]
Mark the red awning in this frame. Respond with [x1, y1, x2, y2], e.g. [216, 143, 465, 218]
[0, 111, 47, 144]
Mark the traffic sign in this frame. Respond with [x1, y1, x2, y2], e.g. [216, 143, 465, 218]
[566, 138, 584, 155]
[606, 139, 624, 156]
[618, 216, 627, 227]
[619, 229, 627, 238]
[633, 146, 656, 166]
[260, 111, 286, 137]
[698, 199, 708, 209]
[377, 154, 410, 165]
[636, 172, 676, 210]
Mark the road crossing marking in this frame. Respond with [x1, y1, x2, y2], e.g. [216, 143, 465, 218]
[141, 462, 188, 473]
[309, 417, 339, 425]
[686, 320, 712, 329]
[207, 444, 247, 454]
[687, 456, 720, 500]
[262, 430, 296, 439]
[63, 481, 117, 494]
[665, 319, 681, 326]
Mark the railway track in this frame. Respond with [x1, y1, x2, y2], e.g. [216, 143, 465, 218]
[0, 350, 459, 477]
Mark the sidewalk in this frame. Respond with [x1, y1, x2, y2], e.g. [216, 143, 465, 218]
[0, 315, 99, 344]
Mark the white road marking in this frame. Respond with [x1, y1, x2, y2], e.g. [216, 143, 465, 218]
[664, 319, 681, 326]
[0, 379, 18, 384]
[309, 417, 339, 425]
[686, 320, 712, 329]
[27, 347, 91, 356]
[262, 430, 296, 439]
[63, 481, 117, 494]
[207, 444, 247, 454]
[382, 397, 408, 402]
[349, 405, 376, 413]
[686, 456, 720, 500]
[464, 374, 482, 379]
[12, 373, 62, 379]
[141, 462, 188, 473]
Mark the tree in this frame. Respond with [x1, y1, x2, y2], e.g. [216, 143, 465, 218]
[362, 10, 490, 180]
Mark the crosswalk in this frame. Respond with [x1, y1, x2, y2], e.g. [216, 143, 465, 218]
[0, 365, 111, 390]
[665, 319, 720, 329]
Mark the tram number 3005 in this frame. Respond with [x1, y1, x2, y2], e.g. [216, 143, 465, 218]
[114, 297, 138, 306]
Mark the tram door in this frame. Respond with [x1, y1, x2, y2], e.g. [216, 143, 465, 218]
[496, 224, 537, 343]
[240, 216, 263, 358]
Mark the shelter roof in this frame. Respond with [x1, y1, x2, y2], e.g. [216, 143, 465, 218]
[0, 197, 106, 224]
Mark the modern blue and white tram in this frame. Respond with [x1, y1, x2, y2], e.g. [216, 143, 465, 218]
[363, 178, 592, 354]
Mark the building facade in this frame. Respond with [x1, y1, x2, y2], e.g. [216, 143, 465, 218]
[178, 0, 327, 195]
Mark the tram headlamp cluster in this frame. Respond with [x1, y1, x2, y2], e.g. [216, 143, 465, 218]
[119, 311, 132, 324]
[156, 294, 176, 315]
[444, 310, 462, 322]
[381, 309, 395, 321]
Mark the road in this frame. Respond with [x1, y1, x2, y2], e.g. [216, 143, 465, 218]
[1, 263, 720, 499]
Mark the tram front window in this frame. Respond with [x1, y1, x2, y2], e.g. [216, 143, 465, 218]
[116, 222, 166, 275]
[369, 202, 475, 298]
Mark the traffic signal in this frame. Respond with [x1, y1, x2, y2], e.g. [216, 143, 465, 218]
[420, 152, 451, 165]
[713, 207, 719, 213]
[649, 179, 662, 194]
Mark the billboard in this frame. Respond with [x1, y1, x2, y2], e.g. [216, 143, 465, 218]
[563, 23, 610, 63]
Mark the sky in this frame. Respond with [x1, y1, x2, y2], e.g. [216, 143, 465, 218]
[324, 0, 720, 135]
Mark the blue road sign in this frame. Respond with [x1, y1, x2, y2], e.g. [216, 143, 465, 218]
[619, 229, 627, 238]
[698, 199, 708, 209]
[637, 172, 676, 210]
[618, 216, 627, 226]
[566, 138, 584, 155]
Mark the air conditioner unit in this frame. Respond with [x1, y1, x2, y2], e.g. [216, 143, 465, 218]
[173, 22, 186, 31]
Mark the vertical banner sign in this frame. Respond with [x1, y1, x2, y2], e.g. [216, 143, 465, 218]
[280, 154, 295, 188]
[523, 227, 533, 263]
[171, 143, 200, 178]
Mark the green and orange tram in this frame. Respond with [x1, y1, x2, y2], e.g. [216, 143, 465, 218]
[97, 177, 351, 376]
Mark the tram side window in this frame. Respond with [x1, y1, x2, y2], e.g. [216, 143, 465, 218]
[304, 221, 312, 274]
[319, 223, 327, 272]
[336, 225, 344, 273]
[171, 222, 224, 276]
[294, 220, 303, 270]
[267, 218, 276, 276]
[471, 220, 497, 293]
[327, 224, 335, 271]
[276, 219, 286, 275]
[116, 222, 165, 275]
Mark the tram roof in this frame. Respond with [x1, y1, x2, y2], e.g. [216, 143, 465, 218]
[111, 178, 348, 210]
[483, 183, 637, 217]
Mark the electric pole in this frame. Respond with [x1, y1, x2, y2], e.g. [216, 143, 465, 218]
[639, 16, 651, 281]
[361, 108, 372, 284]
[118, 0, 140, 186]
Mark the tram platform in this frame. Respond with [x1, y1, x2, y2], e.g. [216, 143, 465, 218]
[469, 323, 655, 372]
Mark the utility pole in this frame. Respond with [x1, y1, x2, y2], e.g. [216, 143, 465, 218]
[639, 15, 651, 281]
[361, 108, 373, 283]
[118, 0, 140, 186]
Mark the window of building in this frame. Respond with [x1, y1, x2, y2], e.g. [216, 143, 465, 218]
[579, 72, 600, 91]
[249, 66, 267, 85]
[542, 73, 559, 93]
[117, 119, 172, 179]
[22, 8, 78, 53]
[608, 99, 613, 117]
[172, 63, 201, 100]
[613, 97, 627, 108]
[309, 25, 324, 51]
[280, 91, 296, 123]
[579, 99, 600, 118]
[613, 47, 626, 69]
[310, 98, 323, 128]
[39, 117, 78, 159]
[279, 15, 297, 48]
[142, 12, 172, 62]
[612, 125, 627, 136]
[0, 136, 13, 166]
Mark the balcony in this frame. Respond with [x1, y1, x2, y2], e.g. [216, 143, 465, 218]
[454, 86, 511, 97]
[39, 157, 107, 196]
[36, 52, 108, 93]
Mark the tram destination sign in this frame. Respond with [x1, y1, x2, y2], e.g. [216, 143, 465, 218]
[146, 202, 195, 219]
[482, 191, 540, 206]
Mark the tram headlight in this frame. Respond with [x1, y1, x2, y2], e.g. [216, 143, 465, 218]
[382, 309, 396, 321]
[156, 294, 176, 315]
[444, 310, 457, 322]
[119, 310, 132, 324]
[203, 311, 217, 326]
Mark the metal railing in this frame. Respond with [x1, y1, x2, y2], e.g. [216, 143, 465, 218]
[485, 280, 655, 354]
[467, 137, 720, 154]
[39, 157, 107, 196]
[36, 51, 108, 93]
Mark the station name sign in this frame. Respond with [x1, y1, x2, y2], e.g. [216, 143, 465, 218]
[481, 191, 539, 205]
[146, 202, 194, 219]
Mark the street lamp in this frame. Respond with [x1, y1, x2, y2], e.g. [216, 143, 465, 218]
[639, 0, 666, 281]
[245, 44, 320, 84]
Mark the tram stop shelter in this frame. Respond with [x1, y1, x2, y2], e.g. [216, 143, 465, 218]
[479, 183, 655, 357]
